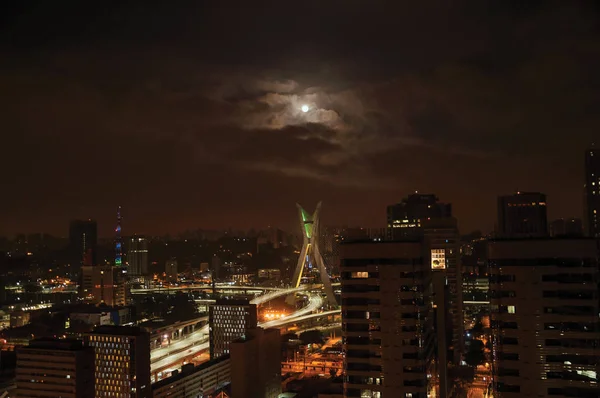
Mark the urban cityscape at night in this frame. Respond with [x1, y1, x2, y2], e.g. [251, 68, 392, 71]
[1, 1, 600, 398]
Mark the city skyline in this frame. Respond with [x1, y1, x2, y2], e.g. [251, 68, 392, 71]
[2, 2, 600, 236]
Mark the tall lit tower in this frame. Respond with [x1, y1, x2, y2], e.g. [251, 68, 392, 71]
[292, 202, 337, 306]
[115, 206, 123, 266]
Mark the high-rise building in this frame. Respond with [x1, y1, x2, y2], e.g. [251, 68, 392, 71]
[127, 235, 149, 277]
[209, 298, 257, 360]
[488, 238, 600, 398]
[84, 326, 151, 398]
[423, 217, 464, 391]
[152, 356, 231, 398]
[549, 218, 583, 237]
[80, 265, 126, 306]
[584, 145, 600, 237]
[69, 219, 98, 266]
[340, 240, 435, 398]
[230, 327, 281, 398]
[497, 192, 548, 238]
[387, 193, 452, 240]
[16, 338, 95, 398]
[165, 259, 178, 282]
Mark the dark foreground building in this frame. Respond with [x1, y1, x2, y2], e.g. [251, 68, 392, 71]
[489, 238, 600, 398]
[341, 240, 435, 397]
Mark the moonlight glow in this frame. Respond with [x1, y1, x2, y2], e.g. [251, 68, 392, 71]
[301, 104, 309, 113]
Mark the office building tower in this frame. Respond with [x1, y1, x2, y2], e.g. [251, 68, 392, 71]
[584, 146, 600, 237]
[423, 217, 464, 397]
[209, 298, 257, 359]
[84, 326, 151, 398]
[387, 193, 452, 240]
[340, 240, 435, 398]
[497, 192, 548, 238]
[549, 218, 583, 237]
[16, 338, 95, 398]
[230, 327, 281, 398]
[127, 235, 149, 277]
[153, 356, 231, 398]
[489, 238, 600, 398]
[80, 265, 126, 306]
[69, 219, 98, 266]
[165, 259, 178, 282]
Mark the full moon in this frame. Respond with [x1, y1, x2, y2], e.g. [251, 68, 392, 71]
[301, 104, 309, 113]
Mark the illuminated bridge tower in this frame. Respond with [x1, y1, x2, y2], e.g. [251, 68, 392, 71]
[292, 202, 337, 306]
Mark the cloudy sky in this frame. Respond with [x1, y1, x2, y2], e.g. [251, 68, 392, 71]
[1, 0, 599, 236]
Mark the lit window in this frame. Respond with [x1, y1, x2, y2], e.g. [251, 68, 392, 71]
[508, 306, 516, 314]
[351, 271, 369, 279]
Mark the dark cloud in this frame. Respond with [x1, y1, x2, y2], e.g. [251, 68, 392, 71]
[1, 0, 599, 236]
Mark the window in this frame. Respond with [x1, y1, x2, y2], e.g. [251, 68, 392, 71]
[508, 306, 516, 314]
[351, 271, 369, 279]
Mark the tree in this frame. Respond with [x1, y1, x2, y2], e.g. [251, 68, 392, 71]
[299, 330, 324, 345]
[465, 340, 485, 368]
[281, 333, 298, 344]
[472, 320, 484, 336]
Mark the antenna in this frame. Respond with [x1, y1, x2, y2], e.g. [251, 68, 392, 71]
[115, 206, 123, 266]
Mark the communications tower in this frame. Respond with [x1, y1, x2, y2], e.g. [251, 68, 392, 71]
[292, 202, 337, 306]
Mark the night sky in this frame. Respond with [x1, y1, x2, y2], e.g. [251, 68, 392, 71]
[2, 1, 600, 237]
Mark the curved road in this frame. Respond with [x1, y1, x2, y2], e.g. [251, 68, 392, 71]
[151, 288, 338, 373]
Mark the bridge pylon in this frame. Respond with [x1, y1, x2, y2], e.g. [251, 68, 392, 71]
[291, 202, 337, 306]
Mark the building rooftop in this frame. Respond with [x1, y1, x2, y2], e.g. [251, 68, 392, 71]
[89, 325, 146, 336]
[214, 298, 253, 306]
[26, 338, 86, 351]
[152, 354, 230, 390]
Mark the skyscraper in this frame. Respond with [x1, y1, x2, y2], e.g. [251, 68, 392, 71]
[488, 238, 600, 398]
[209, 298, 257, 360]
[584, 145, 600, 237]
[16, 338, 95, 398]
[497, 192, 548, 238]
[69, 219, 98, 266]
[387, 193, 452, 239]
[128, 235, 149, 277]
[84, 326, 151, 398]
[340, 240, 435, 398]
[423, 218, 464, 373]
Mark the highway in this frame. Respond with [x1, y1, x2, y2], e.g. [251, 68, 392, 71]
[150, 287, 341, 375]
[259, 294, 324, 329]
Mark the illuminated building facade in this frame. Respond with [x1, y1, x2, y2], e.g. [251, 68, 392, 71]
[292, 202, 337, 306]
[16, 338, 95, 398]
[386, 194, 452, 240]
[489, 238, 600, 397]
[69, 219, 98, 267]
[128, 235, 149, 277]
[230, 327, 281, 398]
[340, 240, 435, 398]
[152, 356, 231, 398]
[84, 326, 151, 398]
[497, 192, 548, 238]
[209, 299, 257, 360]
[584, 145, 600, 237]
